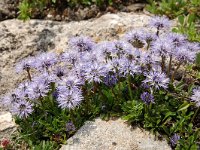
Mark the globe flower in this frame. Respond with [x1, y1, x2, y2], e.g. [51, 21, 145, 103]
[15, 56, 36, 73]
[84, 62, 108, 83]
[148, 16, 171, 30]
[53, 66, 68, 79]
[191, 87, 200, 107]
[119, 58, 141, 77]
[140, 92, 154, 105]
[167, 32, 187, 48]
[35, 52, 57, 70]
[57, 87, 83, 109]
[95, 41, 114, 59]
[69, 36, 95, 52]
[170, 134, 180, 147]
[11, 99, 33, 118]
[26, 79, 50, 100]
[143, 70, 169, 90]
[61, 51, 80, 65]
[175, 47, 196, 63]
[124, 30, 145, 48]
[110, 41, 134, 58]
[66, 121, 76, 133]
[103, 73, 118, 87]
[151, 37, 173, 57]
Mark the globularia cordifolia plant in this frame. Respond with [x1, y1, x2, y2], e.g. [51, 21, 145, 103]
[1, 16, 200, 149]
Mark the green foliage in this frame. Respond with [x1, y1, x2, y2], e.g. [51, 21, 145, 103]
[29, 140, 58, 150]
[18, 0, 31, 20]
[146, 0, 200, 19]
[121, 82, 200, 149]
[18, 0, 115, 21]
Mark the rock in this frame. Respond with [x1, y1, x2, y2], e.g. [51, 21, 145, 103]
[0, 112, 16, 139]
[0, 12, 151, 109]
[126, 3, 146, 12]
[60, 118, 171, 150]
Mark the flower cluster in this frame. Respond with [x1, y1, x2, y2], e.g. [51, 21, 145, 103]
[1, 16, 200, 119]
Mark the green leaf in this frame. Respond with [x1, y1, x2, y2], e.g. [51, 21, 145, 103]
[163, 112, 176, 120]
[177, 102, 190, 112]
[178, 15, 185, 25]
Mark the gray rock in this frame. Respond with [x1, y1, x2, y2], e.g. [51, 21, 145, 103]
[126, 3, 146, 12]
[0, 111, 16, 139]
[60, 118, 171, 150]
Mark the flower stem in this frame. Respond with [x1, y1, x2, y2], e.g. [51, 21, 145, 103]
[156, 27, 160, 36]
[167, 55, 172, 76]
[26, 69, 32, 81]
[127, 75, 133, 100]
[161, 56, 166, 72]
[171, 63, 182, 82]
[192, 107, 200, 123]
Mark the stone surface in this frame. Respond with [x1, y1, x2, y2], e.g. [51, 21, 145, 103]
[0, 12, 151, 109]
[0, 112, 16, 139]
[60, 118, 171, 150]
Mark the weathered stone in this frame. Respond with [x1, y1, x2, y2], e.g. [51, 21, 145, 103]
[126, 3, 146, 12]
[60, 118, 171, 150]
[0, 112, 16, 139]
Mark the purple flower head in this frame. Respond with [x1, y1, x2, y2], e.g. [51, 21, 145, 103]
[191, 87, 200, 107]
[15, 57, 36, 73]
[95, 41, 114, 59]
[58, 75, 83, 90]
[143, 70, 169, 90]
[57, 87, 83, 109]
[81, 51, 103, 64]
[151, 37, 173, 56]
[139, 51, 158, 66]
[61, 51, 80, 65]
[103, 73, 118, 87]
[69, 36, 95, 52]
[26, 79, 50, 100]
[52, 89, 59, 99]
[143, 32, 157, 44]
[186, 42, 200, 52]
[11, 99, 33, 118]
[141, 83, 150, 89]
[35, 52, 57, 70]
[33, 72, 56, 85]
[53, 66, 67, 79]
[175, 47, 196, 63]
[167, 32, 187, 48]
[124, 30, 146, 48]
[110, 41, 134, 58]
[149, 16, 171, 30]
[119, 58, 141, 77]
[66, 121, 76, 133]
[140, 92, 154, 105]
[2, 87, 28, 107]
[107, 58, 122, 73]
[84, 62, 108, 83]
[170, 133, 180, 147]
[71, 63, 87, 83]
